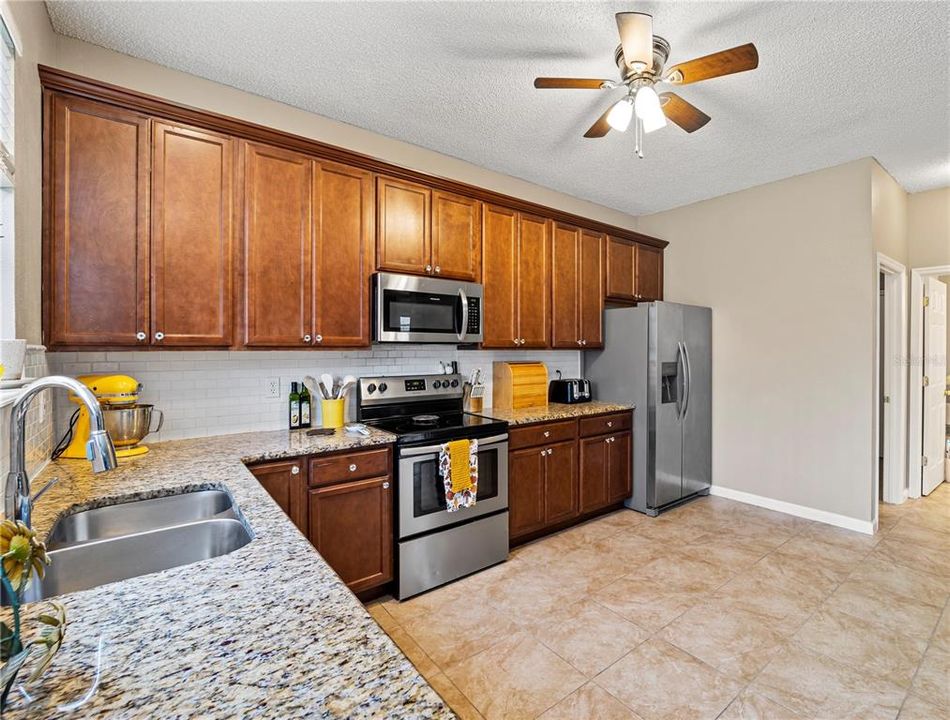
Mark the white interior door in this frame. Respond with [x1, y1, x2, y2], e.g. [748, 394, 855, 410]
[922, 277, 947, 495]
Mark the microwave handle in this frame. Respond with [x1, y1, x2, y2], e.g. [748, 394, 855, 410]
[456, 288, 469, 341]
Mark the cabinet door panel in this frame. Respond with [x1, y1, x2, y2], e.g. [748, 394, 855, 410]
[314, 161, 373, 346]
[579, 230, 604, 348]
[308, 476, 393, 592]
[481, 204, 519, 348]
[243, 142, 312, 346]
[247, 458, 307, 531]
[517, 213, 551, 348]
[635, 244, 664, 301]
[544, 440, 577, 525]
[605, 236, 636, 303]
[432, 191, 481, 281]
[151, 123, 233, 346]
[48, 94, 149, 347]
[551, 223, 580, 348]
[377, 176, 431, 275]
[509, 446, 546, 539]
[579, 435, 608, 513]
[607, 432, 633, 504]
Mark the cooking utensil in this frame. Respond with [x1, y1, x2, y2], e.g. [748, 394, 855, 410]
[338, 375, 357, 398]
[320, 373, 334, 400]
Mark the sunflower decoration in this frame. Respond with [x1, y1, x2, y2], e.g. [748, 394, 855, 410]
[26, 602, 67, 683]
[0, 519, 50, 592]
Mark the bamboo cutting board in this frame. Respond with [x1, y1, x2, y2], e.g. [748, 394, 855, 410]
[492, 362, 548, 410]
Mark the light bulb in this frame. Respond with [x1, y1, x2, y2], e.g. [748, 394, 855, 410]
[606, 97, 634, 132]
[635, 86, 667, 133]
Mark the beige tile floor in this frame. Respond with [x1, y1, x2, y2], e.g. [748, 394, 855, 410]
[368, 485, 950, 720]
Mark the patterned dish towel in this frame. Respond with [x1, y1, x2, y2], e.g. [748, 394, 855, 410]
[440, 438, 478, 512]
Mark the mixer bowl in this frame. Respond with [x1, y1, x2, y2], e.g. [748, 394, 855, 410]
[102, 404, 164, 447]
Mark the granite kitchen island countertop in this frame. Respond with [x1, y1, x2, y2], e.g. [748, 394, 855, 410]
[2, 427, 455, 719]
[477, 400, 633, 426]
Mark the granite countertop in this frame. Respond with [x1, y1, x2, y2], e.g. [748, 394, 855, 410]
[2, 427, 455, 719]
[477, 401, 634, 426]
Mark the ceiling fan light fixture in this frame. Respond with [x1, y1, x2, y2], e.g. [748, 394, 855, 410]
[606, 97, 634, 132]
[635, 85, 667, 133]
[616, 12, 653, 71]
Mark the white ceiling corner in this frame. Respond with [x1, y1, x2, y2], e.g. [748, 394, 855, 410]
[44, 1, 950, 216]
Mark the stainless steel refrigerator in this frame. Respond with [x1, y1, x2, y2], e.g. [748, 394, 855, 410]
[585, 302, 712, 515]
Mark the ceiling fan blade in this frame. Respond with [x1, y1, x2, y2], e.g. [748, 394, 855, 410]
[534, 77, 612, 89]
[660, 93, 711, 133]
[583, 106, 614, 138]
[616, 12, 654, 71]
[664, 43, 758, 85]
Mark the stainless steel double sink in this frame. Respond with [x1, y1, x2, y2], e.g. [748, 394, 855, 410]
[11, 490, 252, 604]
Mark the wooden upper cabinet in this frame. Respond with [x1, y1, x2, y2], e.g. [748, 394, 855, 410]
[46, 94, 149, 347]
[481, 204, 519, 348]
[376, 176, 431, 275]
[551, 223, 580, 348]
[579, 230, 604, 348]
[517, 213, 550, 348]
[313, 161, 374, 347]
[432, 191, 481, 281]
[243, 142, 313, 346]
[605, 236, 637, 303]
[635, 244, 664, 302]
[151, 123, 233, 347]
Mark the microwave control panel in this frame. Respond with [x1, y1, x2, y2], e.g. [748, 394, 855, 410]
[466, 298, 481, 335]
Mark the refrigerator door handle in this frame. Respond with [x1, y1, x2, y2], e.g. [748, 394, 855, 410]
[682, 341, 692, 419]
[675, 342, 686, 419]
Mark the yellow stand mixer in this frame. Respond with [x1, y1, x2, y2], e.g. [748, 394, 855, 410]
[60, 375, 163, 460]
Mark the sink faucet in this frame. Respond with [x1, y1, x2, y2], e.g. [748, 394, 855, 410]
[4, 375, 117, 529]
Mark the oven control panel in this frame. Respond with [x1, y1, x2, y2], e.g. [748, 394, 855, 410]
[358, 373, 464, 404]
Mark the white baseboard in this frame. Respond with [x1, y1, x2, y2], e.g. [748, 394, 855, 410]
[708, 485, 875, 535]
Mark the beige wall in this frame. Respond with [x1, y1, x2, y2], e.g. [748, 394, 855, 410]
[908, 187, 950, 269]
[639, 159, 877, 523]
[871, 162, 908, 265]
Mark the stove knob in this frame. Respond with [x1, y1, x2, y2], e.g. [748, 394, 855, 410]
[378, 383, 388, 393]
[367, 383, 377, 394]
[433, 380, 442, 389]
[450, 379, 459, 388]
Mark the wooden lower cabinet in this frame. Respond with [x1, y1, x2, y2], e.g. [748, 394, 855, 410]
[579, 430, 632, 513]
[247, 458, 308, 532]
[544, 440, 578, 524]
[308, 476, 393, 593]
[509, 446, 546, 539]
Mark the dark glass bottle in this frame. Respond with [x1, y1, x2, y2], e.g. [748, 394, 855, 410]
[289, 381, 301, 429]
[299, 382, 312, 428]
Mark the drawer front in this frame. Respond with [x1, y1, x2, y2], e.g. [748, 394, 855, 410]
[309, 447, 392, 486]
[579, 411, 632, 438]
[509, 420, 577, 450]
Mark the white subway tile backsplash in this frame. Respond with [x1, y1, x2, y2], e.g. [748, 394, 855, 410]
[46, 347, 581, 443]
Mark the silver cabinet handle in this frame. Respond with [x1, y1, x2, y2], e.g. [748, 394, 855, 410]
[303, 334, 311, 343]
[425, 264, 433, 273]
[576, 339, 583, 346]
[382, 482, 390, 489]
[290, 466, 300, 475]
[315, 334, 323, 343]
[435, 266, 441, 274]
[607, 421, 613, 428]
[136, 331, 147, 341]
[154, 331, 164, 341]
[581, 339, 587, 346]
[543, 431, 551, 437]
[349, 464, 357, 472]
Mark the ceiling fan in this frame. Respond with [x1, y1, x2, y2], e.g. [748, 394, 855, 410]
[535, 12, 758, 157]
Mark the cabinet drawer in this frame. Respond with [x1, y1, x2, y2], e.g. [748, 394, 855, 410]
[579, 411, 632, 438]
[509, 420, 577, 450]
[309, 447, 391, 486]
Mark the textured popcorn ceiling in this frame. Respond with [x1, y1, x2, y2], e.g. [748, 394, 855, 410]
[46, 1, 950, 215]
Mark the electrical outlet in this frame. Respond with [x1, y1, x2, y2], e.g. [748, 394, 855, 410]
[265, 377, 281, 399]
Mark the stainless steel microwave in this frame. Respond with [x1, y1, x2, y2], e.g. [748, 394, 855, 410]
[373, 272, 483, 344]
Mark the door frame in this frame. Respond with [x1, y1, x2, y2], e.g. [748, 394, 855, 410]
[908, 263, 950, 499]
[875, 254, 908, 512]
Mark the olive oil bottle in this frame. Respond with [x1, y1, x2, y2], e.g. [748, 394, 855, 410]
[299, 382, 312, 428]
[289, 381, 301, 429]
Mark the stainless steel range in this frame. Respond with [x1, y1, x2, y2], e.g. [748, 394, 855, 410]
[357, 373, 509, 599]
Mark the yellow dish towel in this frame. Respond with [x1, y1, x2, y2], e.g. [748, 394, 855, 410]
[447, 439, 473, 493]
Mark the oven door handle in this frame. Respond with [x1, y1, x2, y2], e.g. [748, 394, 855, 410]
[456, 288, 469, 342]
[399, 434, 509, 457]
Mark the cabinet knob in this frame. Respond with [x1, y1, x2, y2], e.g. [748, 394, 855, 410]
[382, 482, 390, 490]
[425, 264, 433, 273]
[581, 339, 587, 346]
[543, 431, 550, 437]
[607, 421, 613, 427]
[290, 465, 300, 475]
[136, 331, 147, 341]
[577, 339, 583, 346]
[435, 266, 441, 274]
[154, 331, 164, 341]
[303, 334, 312, 343]
[349, 463, 357, 472]
[315, 334, 323, 344]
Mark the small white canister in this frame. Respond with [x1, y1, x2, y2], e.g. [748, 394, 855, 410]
[0, 339, 27, 380]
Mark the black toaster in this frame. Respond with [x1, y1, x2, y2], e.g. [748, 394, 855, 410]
[549, 378, 592, 404]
